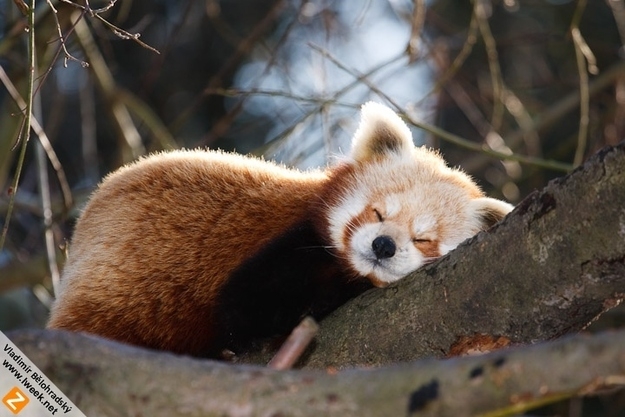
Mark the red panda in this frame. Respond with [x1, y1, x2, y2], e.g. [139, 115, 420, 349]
[47, 102, 513, 357]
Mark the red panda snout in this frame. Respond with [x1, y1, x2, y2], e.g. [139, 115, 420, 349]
[344, 218, 430, 287]
[371, 235, 396, 259]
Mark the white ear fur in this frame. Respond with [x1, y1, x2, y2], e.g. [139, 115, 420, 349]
[470, 197, 514, 229]
[349, 102, 414, 162]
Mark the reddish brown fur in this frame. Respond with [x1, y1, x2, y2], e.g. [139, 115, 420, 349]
[48, 151, 331, 355]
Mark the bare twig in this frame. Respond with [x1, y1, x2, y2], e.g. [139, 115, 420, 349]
[427, 15, 541, 161]
[268, 317, 319, 370]
[0, 66, 73, 210]
[1, 0, 36, 251]
[406, 0, 426, 62]
[474, 0, 504, 132]
[443, 80, 493, 139]
[57, 0, 160, 54]
[171, 0, 286, 136]
[33, 66, 61, 297]
[73, 0, 118, 15]
[12, 0, 29, 16]
[501, 87, 542, 158]
[571, 27, 591, 167]
[570, 0, 596, 167]
[91, 13, 160, 54]
[308, 43, 573, 172]
[116, 89, 177, 151]
[462, 59, 625, 173]
[73, 12, 145, 160]
[45, 0, 89, 67]
[213, 51, 407, 154]
[198, 0, 302, 145]
[422, 6, 479, 104]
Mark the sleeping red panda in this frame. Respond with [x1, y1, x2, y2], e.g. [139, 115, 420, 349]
[47, 102, 513, 357]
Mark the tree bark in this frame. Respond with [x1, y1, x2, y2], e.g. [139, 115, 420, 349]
[7, 328, 625, 417]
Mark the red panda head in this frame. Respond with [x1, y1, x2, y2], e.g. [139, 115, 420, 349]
[325, 102, 513, 287]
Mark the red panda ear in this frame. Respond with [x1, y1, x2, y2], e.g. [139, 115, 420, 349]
[349, 102, 414, 163]
[470, 197, 514, 229]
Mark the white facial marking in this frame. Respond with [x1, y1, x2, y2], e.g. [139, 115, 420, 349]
[412, 215, 437, 237]
[328, 192, 368, 251]
[385, 195, 401, 218]
[439, 242, 459, 256]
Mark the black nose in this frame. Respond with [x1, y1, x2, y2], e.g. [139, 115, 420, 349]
[372, 235, 396, 259]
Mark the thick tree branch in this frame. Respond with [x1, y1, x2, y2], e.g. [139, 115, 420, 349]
[7, 328, 625, 416]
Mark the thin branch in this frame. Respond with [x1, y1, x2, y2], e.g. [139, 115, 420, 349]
[33, 65, 61, 297]
[570, 0, 596, 167]
[462, 59, 625, 173]
[406, 0, 426, 62]
[91, 13, 160, 54]
[220, 50, 407, 154]
[308, 43, 573, 172]
[0, 66, 73, 210]
[45, 0, 89, 67]
[267, 317, 319, 370]
[171, 0, 286, 135]
[116, 89, 177, 151]
[403, 111, 571, 172]
[0, 0, 36, 251]
[57, 0, 160, 54]
[12, 0, 29, 16]
[72, 12, 145, 159]
[444, 79, 542, 167]
[443, 79, 493, 139]
[501, 87, 542, 158]
[36, 7, 88, 101]
[421, 6, 479, 105]
[82, 0, 118, 15]
[474, 0, 504, 132]
[571, 27, 591, 167]
[198, 0, 303, 146]
[425, 14, 541, 159]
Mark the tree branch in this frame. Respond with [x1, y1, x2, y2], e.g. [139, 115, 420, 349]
[7, 328, 625, 416]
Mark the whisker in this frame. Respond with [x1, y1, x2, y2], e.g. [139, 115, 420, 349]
[293, 244, 349, 261]
[421, 257, 440, 265]
[296, 244, 338, 250]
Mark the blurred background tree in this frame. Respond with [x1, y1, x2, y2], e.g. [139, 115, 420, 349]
[1, 0, 624, 414]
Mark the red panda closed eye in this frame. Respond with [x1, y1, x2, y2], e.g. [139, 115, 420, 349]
[47, 102, 513, 356]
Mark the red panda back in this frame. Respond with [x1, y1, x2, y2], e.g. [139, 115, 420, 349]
[48, 150, 332, 355]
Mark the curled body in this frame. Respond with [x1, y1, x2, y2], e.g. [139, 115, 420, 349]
[48, 103, 513, 356]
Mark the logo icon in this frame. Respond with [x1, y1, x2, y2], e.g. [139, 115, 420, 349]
[2, 386, 29, 415]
